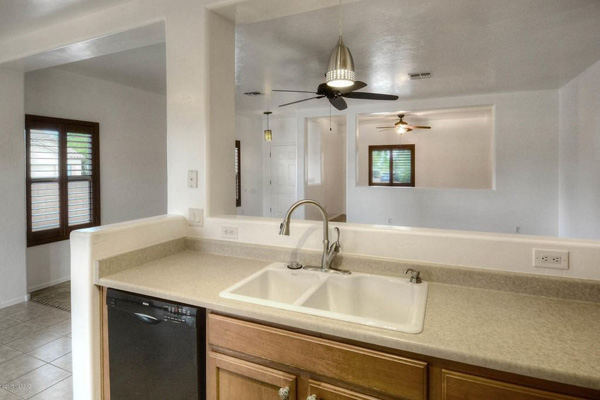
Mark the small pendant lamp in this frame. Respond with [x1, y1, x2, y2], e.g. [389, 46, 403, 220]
[264, 111, 273, 142]
[326, 0, 355, 88]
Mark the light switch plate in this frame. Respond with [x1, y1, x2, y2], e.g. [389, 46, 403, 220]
[188, 208, 203, 226]
[188, 170, 198, 188]
[533, 249, 569, 270]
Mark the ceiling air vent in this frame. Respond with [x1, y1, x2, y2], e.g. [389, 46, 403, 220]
[408, 72, 432, 80]
[244, 91, 263, 96]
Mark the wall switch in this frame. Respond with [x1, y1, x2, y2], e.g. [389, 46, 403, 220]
[188, 208, 203, 226]
[533, 249, 569, 270]
[188, 170, 198, 188]
[221, 226, 238, 240]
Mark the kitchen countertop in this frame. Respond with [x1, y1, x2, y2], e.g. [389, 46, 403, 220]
[97, 250, 600, 391]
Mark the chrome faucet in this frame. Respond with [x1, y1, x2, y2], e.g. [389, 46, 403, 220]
[279, 199, 348, 274]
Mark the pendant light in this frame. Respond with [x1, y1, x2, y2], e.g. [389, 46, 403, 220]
[264, 111, 273, 142]
[326, 0, 355, 88]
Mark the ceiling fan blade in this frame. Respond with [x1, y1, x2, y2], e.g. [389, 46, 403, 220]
[278, 96, 325, 107]
[329, 96, 347, 111]
[376, 126, 397, 129]
[407, 125, 431, 129]
[273, 89, 317, 94]
[343, 92, 399, 101]
[341, 80, 368, 93]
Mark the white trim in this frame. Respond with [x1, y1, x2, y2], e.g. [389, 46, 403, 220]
[0, 294, 31, 310]
[28, 276, 70, 293]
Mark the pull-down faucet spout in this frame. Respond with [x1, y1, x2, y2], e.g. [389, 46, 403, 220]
[279, 199, 347, 274]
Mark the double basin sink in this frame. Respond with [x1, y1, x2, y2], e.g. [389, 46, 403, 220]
[220, 263, 428, 333]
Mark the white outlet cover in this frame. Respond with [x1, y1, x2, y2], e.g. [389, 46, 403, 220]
[188, 208, 203, 226]
[533, 249, 569, 270]
[221, 226, 238, 240]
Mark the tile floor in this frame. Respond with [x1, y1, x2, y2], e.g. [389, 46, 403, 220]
[0, 301, 72, 400]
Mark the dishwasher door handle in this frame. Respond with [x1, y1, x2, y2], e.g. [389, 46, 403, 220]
[134, 313, 161, 324]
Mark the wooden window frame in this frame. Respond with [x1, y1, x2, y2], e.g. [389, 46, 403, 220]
[26, 115, 101, 247]
[368, 144, 415, 187]
[235, 140, 241, 208]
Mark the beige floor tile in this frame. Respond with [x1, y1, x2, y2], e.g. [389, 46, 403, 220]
[0, 324, 46, 345]
[0, 345, 22, 365]
[26, 312, 70, 329]
[29, 376, 72, 400]
[28, 338, 71, 363]
[0, 318, 21, 332]
[49, 353, 71, 372]
[6, 330, 62, 353]
[46, 320, 71, 336]
[0, 388, 21, 400]
[0, 303, 44, 319]
[11, 307, 65, 324]
[0, 354, 45, 385]
[5, 364, 70, 399]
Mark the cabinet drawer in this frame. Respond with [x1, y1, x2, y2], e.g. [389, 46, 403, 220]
[208, 314, 427, 400]
[441, 370, 583, 400]
[308, 380, 382, 400]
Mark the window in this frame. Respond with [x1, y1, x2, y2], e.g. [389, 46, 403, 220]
[369, 144, 415, 187]
[26, 115, 100, 247]
[235, 140, 241, 207]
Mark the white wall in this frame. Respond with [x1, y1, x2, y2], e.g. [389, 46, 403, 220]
[346, 90, 559, 236]
[559, 58, 600, 240]
[357, 111, 493, 189]
[305, 117, 346, 220]
[24, 67, 167, 291]
[0, 68, 27, 308]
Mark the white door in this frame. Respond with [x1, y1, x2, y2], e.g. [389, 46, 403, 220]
[270, 145, 297, 217]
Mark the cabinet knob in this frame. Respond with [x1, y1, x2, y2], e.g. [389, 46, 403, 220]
[307, 395, 318, 400]
[278, 386, 290, 400]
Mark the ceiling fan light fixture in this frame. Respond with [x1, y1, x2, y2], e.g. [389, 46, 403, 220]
[326, 36, 355, 88]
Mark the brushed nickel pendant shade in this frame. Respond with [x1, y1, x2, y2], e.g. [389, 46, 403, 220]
[263, 111, 273, 142]
[326, 0, 356, 88]
[326, 35, 355, 88]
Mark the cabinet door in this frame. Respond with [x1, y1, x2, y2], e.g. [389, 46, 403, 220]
[441, 370, 583, 400]
[207, 352, 297, 400]
[305, 380, 382, 400]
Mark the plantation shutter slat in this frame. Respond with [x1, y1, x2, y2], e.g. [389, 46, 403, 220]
[26, 115, 100, 247]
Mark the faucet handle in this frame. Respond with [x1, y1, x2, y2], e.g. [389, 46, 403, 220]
[404, 268, 422, 284]
[330, 227, 341, 252]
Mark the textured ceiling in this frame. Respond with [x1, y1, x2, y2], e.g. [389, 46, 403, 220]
[0, 0, 133, 42]
[235, 0, 600, 117]
[54, 43, 166, 95]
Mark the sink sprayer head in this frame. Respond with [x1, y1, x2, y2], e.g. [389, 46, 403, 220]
[279, 221, 290, 236]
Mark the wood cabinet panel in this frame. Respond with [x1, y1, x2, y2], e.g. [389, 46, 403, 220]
[307, 380, 383, 400]
[441, 370, 583, 400]
[208, 351, 297, 400]
[208, 314, 427, 400]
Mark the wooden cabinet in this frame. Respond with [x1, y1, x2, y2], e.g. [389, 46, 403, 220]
[207, 352, 297, 400]
[206, 313, 598, 400]
[440, 370, 581, 400]
[207, 313, 426, 400]
[307, 380, 383, 400]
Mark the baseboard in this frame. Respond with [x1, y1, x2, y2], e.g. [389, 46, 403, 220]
[0, 294, 31, 310]
[28, 276, 70, 293]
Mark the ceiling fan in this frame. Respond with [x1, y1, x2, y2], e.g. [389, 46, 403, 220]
[377, 114, 431, 134]
[273, 81, 399, 111]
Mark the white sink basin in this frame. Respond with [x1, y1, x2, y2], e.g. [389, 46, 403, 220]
[220, 263, 428, 333]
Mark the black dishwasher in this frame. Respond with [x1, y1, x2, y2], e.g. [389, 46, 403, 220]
[107, 289, 205, 400]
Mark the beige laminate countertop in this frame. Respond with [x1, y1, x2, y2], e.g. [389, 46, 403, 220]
[96, 250, 600, 391]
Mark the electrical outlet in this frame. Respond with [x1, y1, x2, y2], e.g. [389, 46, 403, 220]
[188, 208, 203, 226]
[533, 249, 569, 270]
[221, 226, 238, 240]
